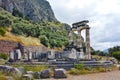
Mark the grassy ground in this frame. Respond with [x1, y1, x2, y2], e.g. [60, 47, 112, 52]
[13, 64, 48, 72]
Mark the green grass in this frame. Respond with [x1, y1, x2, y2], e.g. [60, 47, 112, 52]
[13, 64, 48, 72]
[23, 65, 48, 72]
[69, 68, 89, 75]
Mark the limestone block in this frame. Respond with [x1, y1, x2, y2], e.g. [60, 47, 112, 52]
[40, 70, 50, 78]
[54, 68, 67, 78]
[23, 74, 33, 80]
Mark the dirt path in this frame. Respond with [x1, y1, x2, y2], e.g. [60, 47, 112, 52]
[40, 70, 120, 80]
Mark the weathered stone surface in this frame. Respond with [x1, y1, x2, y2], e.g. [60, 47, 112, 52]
[0, 40, 18, 54]
[22, 74, 33, 80]
[54, 68, 67, 78]
[17, 67, 26, 74]
[26, 71, 34, 74]
[0, 65, 22, 77]
[33, 72, 41, 79]
[0, 40, 48, 56]
[0, 0, 57, 22]
[40, 70, 50, 78]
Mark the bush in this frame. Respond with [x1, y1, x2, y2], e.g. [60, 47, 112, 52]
[112, 51, 120, 62]
[69, 68, 89, 75]
[39, 35, 49, 47]
[0, 53, 8, 60]
[74, 63, 84, 70]
[0, 27, 6, 36]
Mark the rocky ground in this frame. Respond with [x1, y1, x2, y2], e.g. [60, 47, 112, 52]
[39, 70, 120, 80]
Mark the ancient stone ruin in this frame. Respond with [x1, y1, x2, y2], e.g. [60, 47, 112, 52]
[62, 20, 91, 60]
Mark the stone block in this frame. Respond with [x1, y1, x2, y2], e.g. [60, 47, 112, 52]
[54, 68, 67, 78]
[23, 74, 33, 80]
[40, 70, 50, 78]
[17, 67, 26, 74]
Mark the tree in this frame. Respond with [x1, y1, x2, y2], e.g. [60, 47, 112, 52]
[0, 53, 8, 60]
[0, 27, 6, 36]
[39, 35, 49, 47]
[12, 8, 24, 18]
[112, 51, 120, 62]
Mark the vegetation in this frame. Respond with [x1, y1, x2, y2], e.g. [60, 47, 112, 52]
[0, 53, 8, 60]
[0, 7, 70, 48]
[0, 27, 6, 36]
[74, 63, 84, 70]
[69, 68, 88, 75]
[69, 66, 107, 75]
[112, 51, 120, 62]
[68, 63, 115, 75]
[91, 47, 107, 56]
[109, 46, 120, 56]
[0, 70, 20, 80]
[13, 64, 48, 72]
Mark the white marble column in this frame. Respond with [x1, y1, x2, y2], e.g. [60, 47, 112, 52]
[85, 27, 91, 59]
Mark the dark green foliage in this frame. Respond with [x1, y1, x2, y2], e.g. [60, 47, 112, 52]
[0, 7, 70, 48]
[0, 27, 6, 36]
[74, 63, 84, 70]
[12, 8, 24, 18]
[109, 46, 120, 56]
[0, 15, 12, 28]
[112, 51, 120, 62]
[39, 35, 49, 47]
[91, 47, 106, 56]
[0, 53, 8, 60]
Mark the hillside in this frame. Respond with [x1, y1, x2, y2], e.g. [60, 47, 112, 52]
[0, 0, 57, 22]
[0, 6, 70, 49]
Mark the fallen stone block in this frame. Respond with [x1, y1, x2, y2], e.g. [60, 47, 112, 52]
[54, 68, 67, 78]
[40, 69, 50, 78]
[22, 74, 33, 80]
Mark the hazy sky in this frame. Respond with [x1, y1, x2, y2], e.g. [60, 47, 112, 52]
[47, 0, 120, 50]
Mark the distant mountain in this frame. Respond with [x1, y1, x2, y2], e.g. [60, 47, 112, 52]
[0, 0, 57, 22]
[103, 49, 109, 53]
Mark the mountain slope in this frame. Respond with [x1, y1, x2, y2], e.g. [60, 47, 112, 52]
[0, 7, 70, 48]
[0, 0, 57, 22]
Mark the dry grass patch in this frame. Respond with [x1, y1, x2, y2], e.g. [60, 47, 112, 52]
[0, 32, 42, 46]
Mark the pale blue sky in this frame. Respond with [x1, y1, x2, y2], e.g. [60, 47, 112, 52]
[47, 0, 120, 50]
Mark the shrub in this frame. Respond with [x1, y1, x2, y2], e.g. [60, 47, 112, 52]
[69, 68, 89, 75]
[0, 27, 6, 36]
[39, 35, 49, 47]
[112, 51, 120, 62]
[74, 63, 84, 70]
[0, 53, 8, 60]
[69, 68, 80, 75]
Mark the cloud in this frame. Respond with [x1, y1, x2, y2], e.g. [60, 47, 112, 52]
[47, 0, 120, 50]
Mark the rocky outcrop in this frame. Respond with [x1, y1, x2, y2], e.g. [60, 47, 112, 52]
[0, 65, 22, 77]
[0, 0, 57, 22]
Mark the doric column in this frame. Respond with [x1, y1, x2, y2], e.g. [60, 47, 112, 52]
[78, 30, 82, 47]
[85, 27, 91, 59]
[69, 31, 73, 44]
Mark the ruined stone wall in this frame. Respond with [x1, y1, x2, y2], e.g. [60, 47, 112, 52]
[0, 40, 48, 55]
[22, 46, 48, 54]
[0, 40, 18, 54]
